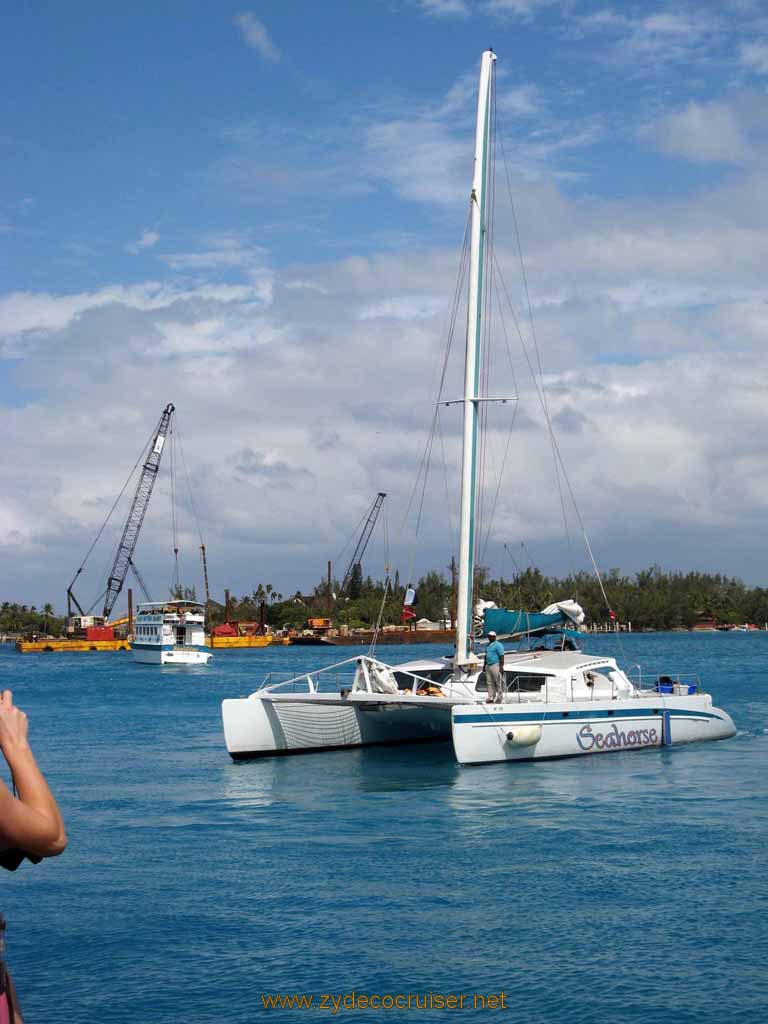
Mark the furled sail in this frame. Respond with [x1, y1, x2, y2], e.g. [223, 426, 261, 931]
[478, 599, 585, 638]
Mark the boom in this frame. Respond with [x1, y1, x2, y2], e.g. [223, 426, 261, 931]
[102, 403, 175, 619]
[340, 492, 386, 595]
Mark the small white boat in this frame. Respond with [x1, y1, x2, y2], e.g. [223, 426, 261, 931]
[132, 600, 212, 666]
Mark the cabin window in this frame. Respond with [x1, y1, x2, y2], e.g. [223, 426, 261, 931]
[392, 669, 451, 690]
[507, 673, 553, 693]
[476, 672, 552, 693]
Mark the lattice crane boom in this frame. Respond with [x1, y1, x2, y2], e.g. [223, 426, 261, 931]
[340, 492, 386, 594]
[102, 403, 175, 619]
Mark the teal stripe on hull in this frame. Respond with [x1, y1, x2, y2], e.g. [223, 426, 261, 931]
[453, 707, 723, 725]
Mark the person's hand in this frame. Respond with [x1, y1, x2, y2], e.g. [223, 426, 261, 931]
[0, 690, 30, 754]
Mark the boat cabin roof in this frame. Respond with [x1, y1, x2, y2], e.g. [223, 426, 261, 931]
[392, 650, 616, 679]
[136, 600, 206, 613]
[387, 657, 453, 672]
[501, 650, 616, 673]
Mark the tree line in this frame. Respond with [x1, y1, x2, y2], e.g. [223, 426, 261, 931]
[5, 566, 768, 637]
[214, 565, 768, 632]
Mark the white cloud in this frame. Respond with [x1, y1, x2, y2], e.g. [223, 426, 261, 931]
[284, 279, 330, 295]
[358, 295, 444, 321]
[576, 7, 722, 67]
[0, 278, 271, 356]
[640, 100, 751, 165]
[126, 230, 160, 254]
[417, 0, 470, 17]
[362, 66, 600, 205]
[7, 167, 768, 603]
[740, 41, 768, 75]
[496, 84, 541, 117]
[233, 12, 280, 62]
[364, 119, 469, 205]
[642, 13, 701, 37]
[486, 0, 555, 16]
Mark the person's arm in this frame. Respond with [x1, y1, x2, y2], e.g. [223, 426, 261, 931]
[0, 690, 66, 858]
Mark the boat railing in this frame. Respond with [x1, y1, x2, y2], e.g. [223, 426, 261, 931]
[362, 658, 453, 696]
[625, 664, 643, 689]
[626, 666, 702, 695]
[256, 656, 452, 697]
[258, 655, 381, 695]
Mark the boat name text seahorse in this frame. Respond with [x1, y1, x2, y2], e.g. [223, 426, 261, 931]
[576, 723, 659, 752]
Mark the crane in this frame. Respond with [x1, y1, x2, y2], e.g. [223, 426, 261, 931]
[339, 492, 386, 595]
[66, 402, 175, 621]
[102, 403, 175, 618]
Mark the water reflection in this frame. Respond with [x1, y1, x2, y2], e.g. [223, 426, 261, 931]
[217, 729, 745, 821]
[219, 741, 463, 807]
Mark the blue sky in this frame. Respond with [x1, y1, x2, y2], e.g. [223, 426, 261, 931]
[3, 1, 768, 609]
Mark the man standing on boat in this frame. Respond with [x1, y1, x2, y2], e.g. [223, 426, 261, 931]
[485, 631, 505, 704]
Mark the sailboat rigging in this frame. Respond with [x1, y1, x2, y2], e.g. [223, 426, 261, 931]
[221, 51, 735, 762]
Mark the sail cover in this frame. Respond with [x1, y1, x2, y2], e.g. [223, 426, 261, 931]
[482, 599, 585, 638]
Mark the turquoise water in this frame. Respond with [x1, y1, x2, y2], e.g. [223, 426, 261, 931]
[1, 633, 766, 1023]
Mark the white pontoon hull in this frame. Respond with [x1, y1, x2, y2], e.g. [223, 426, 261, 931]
[222, 692, 454, 758]
[451, 695, 736, 765]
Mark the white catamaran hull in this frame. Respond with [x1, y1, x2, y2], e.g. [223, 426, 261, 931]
[222, 693, 454, 759]
[451, 695, 736, 765]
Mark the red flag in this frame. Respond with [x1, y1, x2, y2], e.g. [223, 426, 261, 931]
[609, 609, 616, 621]
[401, 607, 416, 622]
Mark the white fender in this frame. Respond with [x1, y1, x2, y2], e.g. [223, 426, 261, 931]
[505, 725, 542, 747]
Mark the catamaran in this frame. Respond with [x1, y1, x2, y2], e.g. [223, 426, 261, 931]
[221, 50, 735, 763]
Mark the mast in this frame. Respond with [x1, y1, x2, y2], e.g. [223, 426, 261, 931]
[200, 544, 211, 608]
[455, 50, 495, 666]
